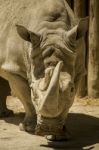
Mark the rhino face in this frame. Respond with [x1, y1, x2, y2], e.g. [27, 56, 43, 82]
[16, 17, 89, 118]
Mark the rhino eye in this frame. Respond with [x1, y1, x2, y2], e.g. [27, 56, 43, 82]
[52, 13, 61, 21]
[49, 13, 61, 22]
[42, 48, 54, 58]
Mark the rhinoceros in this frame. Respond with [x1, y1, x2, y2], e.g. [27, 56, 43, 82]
[0, 0, 88, 141]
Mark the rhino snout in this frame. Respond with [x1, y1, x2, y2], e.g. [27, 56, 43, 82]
[30, 61, 75, 118]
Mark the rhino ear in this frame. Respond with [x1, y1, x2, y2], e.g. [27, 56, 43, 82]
[16, 25, 31, 41]
[76, 17, 89, 39]
[67, 17, 89, 41]
[30, 32, 41, 48]
[16, 25, 41, 47]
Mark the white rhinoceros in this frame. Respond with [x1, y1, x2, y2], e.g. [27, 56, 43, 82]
[0, 0, 88, 141]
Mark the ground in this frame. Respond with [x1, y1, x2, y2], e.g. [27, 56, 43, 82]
[0, 96, 99, 150]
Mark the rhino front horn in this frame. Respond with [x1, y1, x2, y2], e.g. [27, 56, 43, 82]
[39, 61, 63, 118]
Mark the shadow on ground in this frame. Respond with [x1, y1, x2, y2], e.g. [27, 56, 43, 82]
[1, 113, 99, 150]
[0, 112, 25, 125]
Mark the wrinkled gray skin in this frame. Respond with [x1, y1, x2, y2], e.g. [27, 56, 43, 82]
[0, 0, 88, 141]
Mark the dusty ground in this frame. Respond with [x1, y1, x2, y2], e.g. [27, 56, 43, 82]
[0, 96, 99, 150]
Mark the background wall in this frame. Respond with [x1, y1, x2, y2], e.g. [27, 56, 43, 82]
[67, 0, 99, 99]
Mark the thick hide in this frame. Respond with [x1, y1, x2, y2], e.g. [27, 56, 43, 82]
[0, 0, 89, 136]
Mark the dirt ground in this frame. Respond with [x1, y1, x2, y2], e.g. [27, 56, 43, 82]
[0, 96, 99, 150]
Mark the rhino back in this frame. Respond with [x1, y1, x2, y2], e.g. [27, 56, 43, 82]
[0, 0, 76, 78]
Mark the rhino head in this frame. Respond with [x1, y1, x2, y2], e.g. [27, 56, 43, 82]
[16, 17, 88, 123]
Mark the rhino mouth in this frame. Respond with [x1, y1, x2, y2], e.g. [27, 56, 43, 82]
[30, 61, 75, 118]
